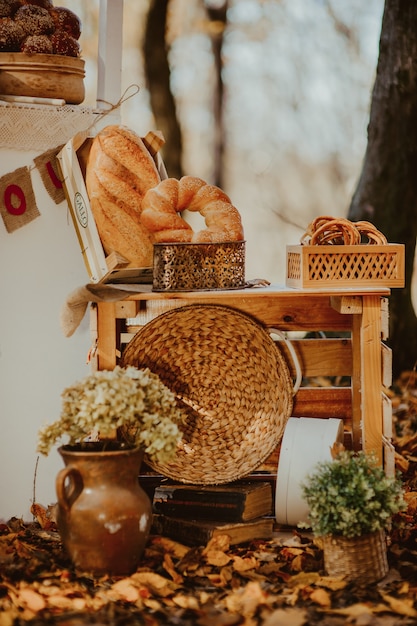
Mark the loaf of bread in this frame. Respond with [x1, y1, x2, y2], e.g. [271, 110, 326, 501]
[85, 125, 161, 267]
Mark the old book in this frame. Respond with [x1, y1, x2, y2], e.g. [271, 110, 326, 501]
[152, 481, 273, 522]
[151, 514, 274, 546]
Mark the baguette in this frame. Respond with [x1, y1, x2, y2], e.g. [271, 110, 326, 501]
[86, 125, 161, 267]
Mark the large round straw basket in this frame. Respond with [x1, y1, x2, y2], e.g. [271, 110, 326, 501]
[121, 304, 295, 484]
[322, 529, 389, 584]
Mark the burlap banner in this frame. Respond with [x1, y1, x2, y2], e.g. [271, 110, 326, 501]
[0, 144, 66, 233]
[0, 166, 40, 233]
[33, 144, 65, 204]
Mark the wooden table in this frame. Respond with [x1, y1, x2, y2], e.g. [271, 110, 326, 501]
[91, 284, 393, 469]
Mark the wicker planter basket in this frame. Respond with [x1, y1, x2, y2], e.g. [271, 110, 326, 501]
[121, 304, 295, 484]
[322, 529, 389, 584]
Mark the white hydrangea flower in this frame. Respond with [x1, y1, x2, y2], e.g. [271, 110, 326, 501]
[37, 366, 184, 463]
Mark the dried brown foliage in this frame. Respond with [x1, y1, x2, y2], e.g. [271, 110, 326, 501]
[1, 373, 416, 625]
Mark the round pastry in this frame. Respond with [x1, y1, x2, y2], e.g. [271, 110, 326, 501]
[0, 16, 25, 50]
[50, 28, 79, 56]
[141, 176, 245, 243]
[19, 0, 53, 8]
[14, 4, 54, 36]
[20, 32, 52, 53]
[300, 215, 388, 246]
[310, 218, 361, 245]
[0, 0, 22, 18]
[354, 221, 387, 244]
[49, 6, 81, 39]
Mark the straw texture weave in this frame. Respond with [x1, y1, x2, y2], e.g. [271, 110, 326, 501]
[323, 530, 388, 584]
[121, 304, 294, 484]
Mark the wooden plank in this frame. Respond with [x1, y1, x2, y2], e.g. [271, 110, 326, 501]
[382, 392, 393, 439]
[350, 295, 388, 464]
[383, 436, 396, 477]
[359, 295, 383, 463]
[330, 295, 362, 314]
[381, 297, 389, 340]
[121, 294, 354, 332]
[351, 314, 362, 451]
[292, 387, 352, 420]
[381, 342, 392, 388]
[96, 301, 118, 370]
[88, 303, 98, 371]
[278, 338, 352, 378]
[231, 296, 353, 331]
[115, 301, 138, 318]
[120, 332, 135, 346]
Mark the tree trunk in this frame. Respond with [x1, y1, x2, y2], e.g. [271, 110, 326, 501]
[348, 0, 417, 378]
[206, 1, 227, 188]
[144, 0, 183, 179]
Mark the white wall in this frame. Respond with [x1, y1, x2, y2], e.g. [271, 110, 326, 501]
[0, 140, 92, 522]
[0, 0, 125, 523]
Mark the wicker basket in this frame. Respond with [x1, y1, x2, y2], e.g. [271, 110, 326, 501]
[286, 244, 405, 289]
[322, 530, 389, 584]
[121, 304, 294, 484]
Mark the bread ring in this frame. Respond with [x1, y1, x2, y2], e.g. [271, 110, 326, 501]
[354, 221, 387, 245]
[300, 215, 343, 245]
[310, 218, 361, 245]
[301, 215, 387, 247]
[141, 176, 244, 243]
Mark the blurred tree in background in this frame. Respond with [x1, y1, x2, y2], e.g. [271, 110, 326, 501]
[144, 0, 183, 178]
[348, 0, 417, 376]
[144, 0, 228, 187]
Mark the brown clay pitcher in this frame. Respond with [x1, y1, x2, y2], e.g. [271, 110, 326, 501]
[56, 443, 152, 576]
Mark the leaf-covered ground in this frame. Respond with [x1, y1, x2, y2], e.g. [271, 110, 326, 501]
[1, 372, 416, 626]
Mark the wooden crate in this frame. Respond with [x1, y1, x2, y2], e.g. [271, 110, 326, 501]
[57, 131, 166, 284]
[286, 244, 405, 289]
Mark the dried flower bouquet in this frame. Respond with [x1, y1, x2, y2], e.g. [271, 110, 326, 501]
[37, 365, 183, 463]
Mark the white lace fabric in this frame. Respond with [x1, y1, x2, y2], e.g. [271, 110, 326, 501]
[0, 102, 98, 151]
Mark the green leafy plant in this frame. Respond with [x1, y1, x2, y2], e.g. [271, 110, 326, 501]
[301, 450, 406, 538]
[37, 365, 184, 463]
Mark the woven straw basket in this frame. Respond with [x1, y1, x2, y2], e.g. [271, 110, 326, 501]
[322, 530, 389, 584]
[121, 304, 295, 484]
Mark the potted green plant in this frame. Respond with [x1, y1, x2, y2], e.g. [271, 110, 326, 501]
[37, 365, 184, 576]
[301, 450, 406, 584]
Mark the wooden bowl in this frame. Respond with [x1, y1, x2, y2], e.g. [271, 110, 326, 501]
[0, 53, 85, 104]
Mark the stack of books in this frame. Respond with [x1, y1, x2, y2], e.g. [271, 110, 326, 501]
[151, 480, 274, 546]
